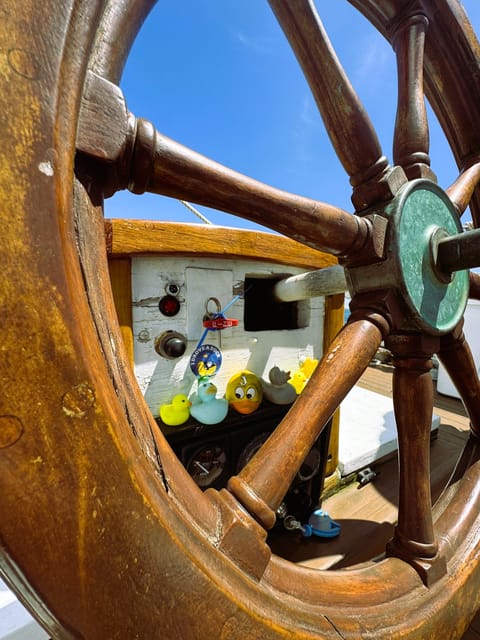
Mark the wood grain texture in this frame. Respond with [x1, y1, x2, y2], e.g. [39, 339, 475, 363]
[3, 1, 480, 639]
[105, 218, 338, 269]
[228, 318, 383, 528]
[108, 258, 134, 363]
[323, 293, 346, 475]
[392, 14, 435, 180]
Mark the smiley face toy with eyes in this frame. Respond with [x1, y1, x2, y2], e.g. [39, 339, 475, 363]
[226, 370, 263, 415]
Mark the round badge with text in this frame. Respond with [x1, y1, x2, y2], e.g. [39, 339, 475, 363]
[190, 344, 222, 378]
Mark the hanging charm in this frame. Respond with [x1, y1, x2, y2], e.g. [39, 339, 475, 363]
[189, 295, 241, 377]
[189, 344, 223, 378]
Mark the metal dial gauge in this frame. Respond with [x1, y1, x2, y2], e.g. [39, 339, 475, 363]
[236, 433, 270, 473]
[186, 444, 227, 488]
[297, 446, 321, 482]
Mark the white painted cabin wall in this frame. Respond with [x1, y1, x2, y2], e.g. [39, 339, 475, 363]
[131, 256, 325, 416]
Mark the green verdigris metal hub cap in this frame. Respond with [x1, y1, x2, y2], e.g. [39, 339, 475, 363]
[346, 179, 469, 336]
[391, 179, 468, 335]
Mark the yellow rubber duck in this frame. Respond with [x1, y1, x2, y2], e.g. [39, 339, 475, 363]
[290, 370, 307, 395]
[226, 370, 263, 414]
[301, 357, 318, 379]
[159, 394, 192, 426]
[290, 358, 319, 394]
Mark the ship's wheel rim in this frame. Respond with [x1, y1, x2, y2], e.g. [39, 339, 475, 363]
[1, 1, 480, 638]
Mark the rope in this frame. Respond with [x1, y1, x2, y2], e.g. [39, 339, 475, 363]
[179, 200, 213, 225]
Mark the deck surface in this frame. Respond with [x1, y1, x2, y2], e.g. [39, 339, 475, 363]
[269, 362, 480, 638]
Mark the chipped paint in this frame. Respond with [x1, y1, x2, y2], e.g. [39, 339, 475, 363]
[62, 382, 96, 419]
[38, 160, 54, 176]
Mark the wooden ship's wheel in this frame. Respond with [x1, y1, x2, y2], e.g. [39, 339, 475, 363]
[1, 0, 480, 638]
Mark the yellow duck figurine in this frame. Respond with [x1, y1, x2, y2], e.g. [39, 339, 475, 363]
[290, 357, 319, 394]
[301, 357, 318, 378]
[226, 370, 263, 414]
[290, 370, 307, 394]
[260, 366, 297, 405]
[159, 394, 192, 426]
[189, 378, 228, 425]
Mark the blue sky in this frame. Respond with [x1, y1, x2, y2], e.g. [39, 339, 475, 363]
[105, 1, 480, 232]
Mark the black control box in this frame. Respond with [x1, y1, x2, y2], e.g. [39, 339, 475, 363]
[158, 404, 331, 523]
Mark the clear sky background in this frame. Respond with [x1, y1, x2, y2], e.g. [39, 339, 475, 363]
[105, 1, 480, 232]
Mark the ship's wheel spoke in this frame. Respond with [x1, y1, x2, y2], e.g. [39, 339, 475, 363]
[446, 161, 480, 216]
[268, 0, 406, 211]
[391, 14, 435, 182]
[78, 74, 376, 261]
[439, 324, 480, 437]
[385, 334, 447, 586]
[227, 313, 387, 530]
[124, 121, 372, 259]
[6, 0, 480, 637]
[470, 272, 480, 299]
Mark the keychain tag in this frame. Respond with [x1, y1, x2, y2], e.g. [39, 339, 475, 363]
[203, 315, 239, 330]
[189, 292, 245, 378]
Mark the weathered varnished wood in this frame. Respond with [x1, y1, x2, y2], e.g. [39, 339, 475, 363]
[228, 316, 385, 529]
[322, 293, 346, 476]
[386, 334, 446, 585]
[105, 218, 338, 269]
[392, 14, 436, 181]
[446, 162, 480, 215]
[268, 0, 408, 212]
[470, 272, 480, 299]
[118, 120, 374, 258]
[108, 257, 134, 362]
[439, 324, 480, 436]
[77, 83, 374, 259]
[2, 0, 480, 639]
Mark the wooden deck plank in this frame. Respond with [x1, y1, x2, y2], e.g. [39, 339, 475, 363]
[359, 362, 469, 428]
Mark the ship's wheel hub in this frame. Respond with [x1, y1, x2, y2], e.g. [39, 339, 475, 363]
[346, 179, 469, 335]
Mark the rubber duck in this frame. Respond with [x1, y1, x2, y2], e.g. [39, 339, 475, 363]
[260, 366, 297, 405]
[290, 357, 319, 394]
[226, 370, 263, 414]
[301, 357, 318, 379]
[159, 394, 191, 426]
[290, 370, 307, 394]
[189, 378, 228, 425]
